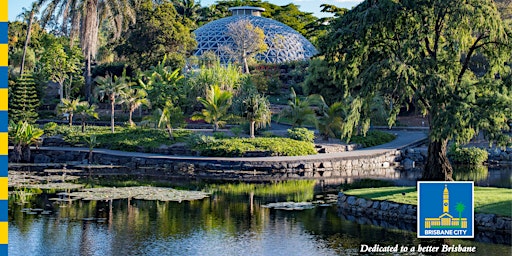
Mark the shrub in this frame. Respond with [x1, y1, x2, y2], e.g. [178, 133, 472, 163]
[213, 132, 228, 139]
[287, 127, 315, 143]
[43, 122, 59, 137]
[448, 145, 488, 164]
[349, 130, 396, 147]
[230, 126, 244, 137]
[191, 137, 317, 157]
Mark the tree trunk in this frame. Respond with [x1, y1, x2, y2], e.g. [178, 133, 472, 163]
[129, 110, 134, 127]
[20, 11, 34, 75]
[21, 145, 31, 163]
[213, 121, 219, 132]
[422, 139, 453, 181]
[250, 120, 255, 138]
[12, 144, 22, 163]
[81, 118, 86, 133]
[59, 81, 64, 102]
[110, 99, 115, 133]
[85, 56, 92, 102]
[69, 113, 73, 127]
[166, 125, 174, 140]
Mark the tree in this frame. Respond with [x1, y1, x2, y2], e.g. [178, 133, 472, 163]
[8, 121, 44, 163]
[8, 73, 39, 124]
[75, 101, 99, 133]
[323, 0, 511, 181]
[157, 100, 185, 140]
[115, 0, 197, 71]
[318, 102, 347, 141]
[223, 19, 267, 74]
[455, 202, 466, 227]
[279, 87, 324, 128]
[19, 3, 39, 75]
[192, 85, 233, 132]
[37, 0, 136, 101]
[95, 71, 131, 133]
[120, 86, 150, 127]
[243, 94, 272, 138]
[57, 98, 80, 127]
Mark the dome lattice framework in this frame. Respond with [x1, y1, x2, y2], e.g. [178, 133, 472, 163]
[193, 6, 318, 64]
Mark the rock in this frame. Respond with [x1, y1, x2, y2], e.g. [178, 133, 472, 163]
[380, 201, 389, 211]
[372, 201, 380, 209]
[407, 148, 415, 155]
[402, 158, 415, 170]
[33, 154, 51, 163]
[347, 196, 357, 206]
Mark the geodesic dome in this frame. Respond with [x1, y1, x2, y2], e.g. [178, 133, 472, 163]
[193, 6, 318, 64]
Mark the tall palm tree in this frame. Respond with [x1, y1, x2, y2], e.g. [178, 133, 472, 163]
[57, 98, 81, 126]
[191, 85, 233, 132]
[36, 0, 136, 101]
[95, 71, 131, 133]
[18, 2, 39, 75]
[318, 101, 347, 141]
[120, 86, 150, 127]
[279, 87, 324, 128]
[75, 101, 99, 132]
[244, 94, 272, 138]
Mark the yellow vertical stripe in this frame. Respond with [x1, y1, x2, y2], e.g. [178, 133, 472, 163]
[0, 222, 6, 244]
[0, 179, 5, 200]
[0, 1, 6, 22]
[0, 45, 6, 66]
[0, 133, 6, 155]
[0, 89, 6, 110]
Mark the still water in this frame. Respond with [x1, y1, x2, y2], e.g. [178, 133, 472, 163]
[8, 180, 512, 256]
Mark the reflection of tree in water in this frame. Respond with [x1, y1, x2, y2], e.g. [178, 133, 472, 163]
[453, 165, 488, 182]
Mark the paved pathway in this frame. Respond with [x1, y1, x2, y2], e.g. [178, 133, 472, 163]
[34, 130, 428, 163]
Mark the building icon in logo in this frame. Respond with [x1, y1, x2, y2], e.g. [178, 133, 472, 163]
[418, 181, 474, 238]
[424, 184, 467, 228]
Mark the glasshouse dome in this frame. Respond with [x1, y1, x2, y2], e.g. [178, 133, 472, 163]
[193, 6, 318, 64]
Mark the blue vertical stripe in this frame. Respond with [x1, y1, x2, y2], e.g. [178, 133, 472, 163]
[0, 112, 6, 132]
[0, 67, 6, 88]
[0, 23, 6, 44]
[0, 201, 6, 222]
[0, 156, 5, 177]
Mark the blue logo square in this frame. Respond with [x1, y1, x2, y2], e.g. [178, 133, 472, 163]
[417, 181, 474, 238]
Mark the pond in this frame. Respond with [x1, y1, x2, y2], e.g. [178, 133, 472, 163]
[8, 178, 512, 256]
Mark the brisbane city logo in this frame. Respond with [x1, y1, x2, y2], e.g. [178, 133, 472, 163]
[417, 181, 474, 238]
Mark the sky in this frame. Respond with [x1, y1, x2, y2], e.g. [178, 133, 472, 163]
[8, 0, 364, 21]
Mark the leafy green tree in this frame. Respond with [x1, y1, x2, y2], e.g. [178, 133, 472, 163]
[157, 101, 185, 140]
[244, 94, 272, 138]
[76, 101, 99, 133]
[323, 0, 511, 181]
[115, 0, 196, 70]
[192, 85, 233, 131]
[279, 87, 324, 128]
[318, 102, 347, 141]
[120, 86, 150, 127]
[8, 73, 39, 124]
[95, 71, 131, 133]
[222, 19, 267, 74]
[57, 98, 80, 127]
[138, 56, 185, 111]
[37, 0, 136, 101]
[8, 121, 44, 163]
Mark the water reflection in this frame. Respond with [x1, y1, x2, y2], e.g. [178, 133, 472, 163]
[9, 186, 512, 256]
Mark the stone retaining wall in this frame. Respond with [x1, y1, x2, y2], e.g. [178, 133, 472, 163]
[337, 192, 512, 236]
[16, 147, 421, 182]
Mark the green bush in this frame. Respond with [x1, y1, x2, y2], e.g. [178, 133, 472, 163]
[213, 132, 228, 139]
[191, 137, 317, 157]
[349, 130, 396, 147]
[43, 122, 59, 137]
[287, 127, 315, 143]
[448, 145, 488, 164]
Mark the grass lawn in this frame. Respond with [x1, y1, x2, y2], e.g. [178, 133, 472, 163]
[343, 186, 512, 217]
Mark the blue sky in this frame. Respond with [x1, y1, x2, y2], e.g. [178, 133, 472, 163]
[8, 0, 363, 21]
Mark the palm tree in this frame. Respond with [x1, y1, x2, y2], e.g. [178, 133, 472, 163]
[95, 71, 131, 133]
[18, 2, 39, 75]
[244, 94, 272, 138]
[455, 202, 466, 228]
[9, 121, 44, 162]
[279, 87, 324, 128]
[191, 85, 233, 132]
[75, 101, 99, 132]
[57, 98, 80, 127]
[36, 0, 136, 101]
[158, 100, 184, 140]
[318, 102, 347, 141]
[120, 86, 150, 127]
[174, 0, 201, 25]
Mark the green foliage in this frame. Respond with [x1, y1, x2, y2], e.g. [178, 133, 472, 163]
[191, 137, 317, 157]
[230, 125, 244, 137]
[9, 73, 39, 124]
[43, 122, 58, 137]
[279, 87, 325, 128]
[57, 98, 80, 126]
[287, 127, 315, 143]
[212, 180, 316, 202]
[213, 132, 228, 139]
[115, 0, 196, 70]
[348, 130, 396, 148]
[243, 93, 272, 138]
[8, 121, 44, 162]
[318, 101, 347, 140]
[95, 70, 132, 133]
[448, 145, 489, 165]
[303, 58, 339, 105]
[191, 85, 233, 131]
